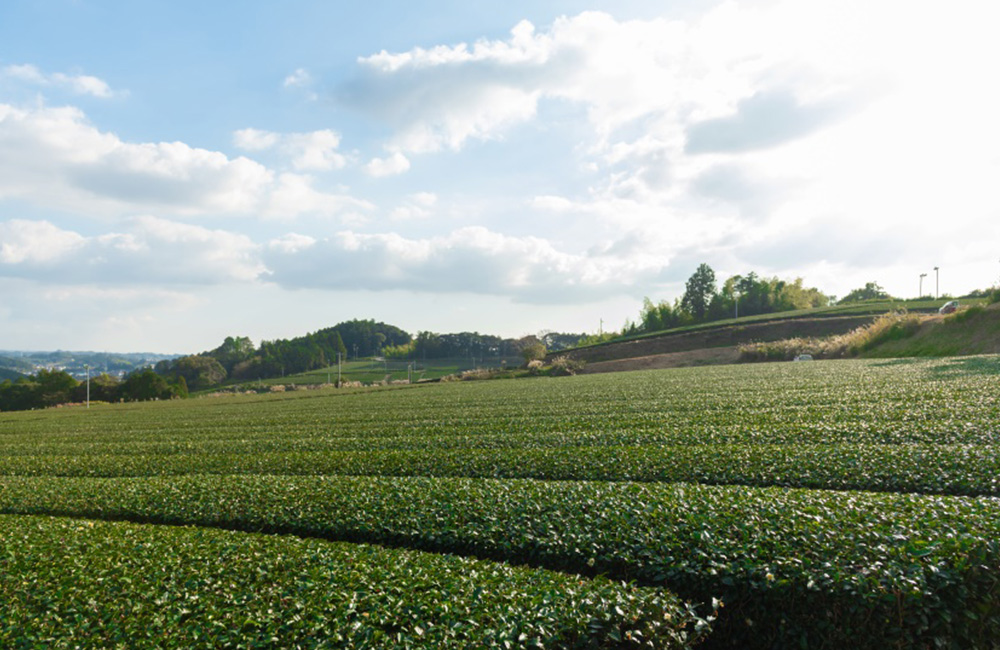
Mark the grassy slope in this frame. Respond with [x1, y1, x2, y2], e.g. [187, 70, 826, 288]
[571, 298, 980, 352]
[864, 303, 1000, 358]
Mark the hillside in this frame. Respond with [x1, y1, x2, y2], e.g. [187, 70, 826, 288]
[563, 314, 877, 373]
[0, 367, 26, 382]
[862, 302, 1000, 358]
[561, 300, 999, 374]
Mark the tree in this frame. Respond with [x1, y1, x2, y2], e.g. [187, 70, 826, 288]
[681, 263, 717, 321]
[34, 369, 78, 407]
[521, 342, 547, 364]
[839, 282, 891, 304]
[120, 368, 173, 401]
[164, 355, 227, 391]
[206, 336, 255, 374]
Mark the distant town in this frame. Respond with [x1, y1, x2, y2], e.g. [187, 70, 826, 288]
[0, 350, 180, 381]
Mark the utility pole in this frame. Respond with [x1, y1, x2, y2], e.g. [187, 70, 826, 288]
[85, 364, 90, 409]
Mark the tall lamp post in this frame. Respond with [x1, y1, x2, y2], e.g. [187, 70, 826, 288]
[919, 273, 927, 299]
[85, 364, 90, 409]
[933, 266, 940, 299]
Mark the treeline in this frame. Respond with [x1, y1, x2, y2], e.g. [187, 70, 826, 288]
[0, 368, 186, 412]
[155, 320, 589, 390]
[625, 264, 831, 335]
[153, 320, 410, 390]
[384, 332, 544, 361]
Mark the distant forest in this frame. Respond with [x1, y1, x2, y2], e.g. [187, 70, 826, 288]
[150, 320, 589, 392]
[0, 319, 589, 411]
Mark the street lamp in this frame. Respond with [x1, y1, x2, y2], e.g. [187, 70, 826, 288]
[919, 273, 927, 299]
[933, 266, 940, 299]
[85, 363, 90, 409]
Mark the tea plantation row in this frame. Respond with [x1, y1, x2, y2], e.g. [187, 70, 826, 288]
[2, 356, 999, 648]
[1, 474, 998, 648]
[0, 443, 997, 496]
[0, 514, 702, 649]
[3, 358, 998, 452]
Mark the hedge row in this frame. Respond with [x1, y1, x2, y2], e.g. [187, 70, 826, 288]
[1, 443, 998, 496]
[0, 514, 704, 649]
[1, 475, 997, 648]
[3, 358, 998, 453]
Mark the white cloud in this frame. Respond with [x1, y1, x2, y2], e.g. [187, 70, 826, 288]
[262, 173, 373, 219]
[285, 130, 346, 171]
[0, 104, 363, 219]
[0, 219, 86, 264]
[263, 226, 666, 302]
[233, 127, 346, 171]
[531, 195, 574, 212]
[364, 151, 410, 177]
[2, 63, 118, 98]
[233, 127, 280, 151]
[0, 217, 264, 284]
[283, 68, 312, 88]
[390, 192, 438, 220]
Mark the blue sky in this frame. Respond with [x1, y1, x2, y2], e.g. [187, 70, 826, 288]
[1, 0, 999, 353]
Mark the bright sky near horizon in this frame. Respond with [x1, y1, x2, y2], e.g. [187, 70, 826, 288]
[1, 0, 998, 353]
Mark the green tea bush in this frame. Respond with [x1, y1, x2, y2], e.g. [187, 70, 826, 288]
[2, 444, 999, 496]
[0, 514, 705, 649]
[1, 476, 997, 649]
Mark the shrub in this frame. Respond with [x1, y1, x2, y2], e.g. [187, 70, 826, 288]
[521, 342, 547, 365]
[547, 356, 585, 376]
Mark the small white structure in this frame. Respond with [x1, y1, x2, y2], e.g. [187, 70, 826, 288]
[793, 354, 814, 362]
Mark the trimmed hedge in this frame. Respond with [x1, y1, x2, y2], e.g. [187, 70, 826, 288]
[1, 475, 998, 648]
[0, 443, 997, 496]
[0, 514, 705, 649]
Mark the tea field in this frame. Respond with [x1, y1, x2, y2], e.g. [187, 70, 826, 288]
[1, 356, 999, 648]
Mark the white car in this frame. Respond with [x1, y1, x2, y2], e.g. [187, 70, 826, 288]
[938, 300, 959, 314]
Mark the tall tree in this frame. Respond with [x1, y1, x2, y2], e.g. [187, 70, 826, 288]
[839, 282, 891, 304]
[681, 263, 717, 321]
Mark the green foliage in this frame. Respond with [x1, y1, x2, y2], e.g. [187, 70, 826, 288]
[0, 367, 26, 382]
[520, 342, 547, 364]
[0, 369, 78, 411]
[119, 368, 175, 402]
[204, 335, 255, 374]
[162, 355, 227, 391]
[4, 443, 1000, 497]
[577, 331, 619, 347]
[1, 476, 997, 649]
[680, 263, 716, 321]
[0, 515, 703, 649]
[629, 268, 830, 338]
[838, 281, 892, 304]
[4, 357, 1000, 647]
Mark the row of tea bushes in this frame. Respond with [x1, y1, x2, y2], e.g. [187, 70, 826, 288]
[0, 514, 705, 649]
[3, 359, 999, 454]
[1, 443, 998, 496]
[1, 475, 997, 648]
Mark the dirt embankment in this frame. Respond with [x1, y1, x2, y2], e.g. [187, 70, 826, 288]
[561, 315, 876, 374]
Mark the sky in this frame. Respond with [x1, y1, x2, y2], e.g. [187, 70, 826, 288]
[1, 0, 999, 353]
